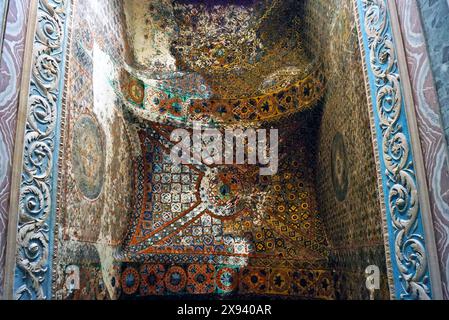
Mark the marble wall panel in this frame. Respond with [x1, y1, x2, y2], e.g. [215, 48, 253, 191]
[416, 0, 449, 149]
[396, 0, 449, 299]
[0, 0, 30, 298]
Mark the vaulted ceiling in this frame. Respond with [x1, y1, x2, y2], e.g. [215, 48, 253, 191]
[123, 0, 317, 99]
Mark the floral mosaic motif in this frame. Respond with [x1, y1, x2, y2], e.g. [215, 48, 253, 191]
[268, 268, 290, 294]
[240, 267, 268, 294]
[120, 263, 335, 299]
[290, 269, 334, 299]
[139, 264, 165, 296]
[121, 68, 325, 126]
[186, 264, 215, 294]
[121, 73, 145, 106]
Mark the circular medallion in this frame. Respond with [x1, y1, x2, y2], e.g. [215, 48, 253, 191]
[201, 167, 248, 219]
[216, 267, 239, 293]
[241, 268, 268, 293]
[128, 79, 144, 105]
[269, 269, 290, 293]
[164, 266, 187, 293]
[71, 115, 105, 200]
[121, 267, 140, 295]
[331, 133, 349, 201]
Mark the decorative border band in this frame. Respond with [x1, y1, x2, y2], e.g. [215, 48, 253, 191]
[354, 0, 438, 300]
[11, 0, 71, 300]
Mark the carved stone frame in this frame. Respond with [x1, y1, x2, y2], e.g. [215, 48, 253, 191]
[4, 0, 72, 300]
[354, 0, 443, 300]
[3, 0, 443, 300]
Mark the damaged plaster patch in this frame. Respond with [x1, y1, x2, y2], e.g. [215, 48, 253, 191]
[93, 43, 117, 125]
[89, 42, 133, 299]
[123, 0, 177, 71]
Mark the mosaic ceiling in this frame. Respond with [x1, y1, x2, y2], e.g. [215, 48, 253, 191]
[52, 0, 381, 301]
[118, 111, 332, 298]
[124, 0, 316, 99]
[109, 1, 333, 300]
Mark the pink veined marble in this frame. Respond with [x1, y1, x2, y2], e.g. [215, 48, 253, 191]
[0, 0, 30, 297]
[395, 0, 449, 299]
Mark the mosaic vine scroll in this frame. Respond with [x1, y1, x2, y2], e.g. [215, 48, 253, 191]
[11, 0, 71, 300]
[354, 0, 438, 300]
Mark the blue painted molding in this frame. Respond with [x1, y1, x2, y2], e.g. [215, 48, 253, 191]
[355, 0, 434, 300]
[13, 0, 71, 300]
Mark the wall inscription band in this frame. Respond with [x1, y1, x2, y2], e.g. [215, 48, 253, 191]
[355, 0, 436, 300]
[11, 0, 70, 300]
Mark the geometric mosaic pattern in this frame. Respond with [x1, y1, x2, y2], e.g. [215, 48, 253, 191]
[121, 264, 335, 300]
[119, 113, 331, 298]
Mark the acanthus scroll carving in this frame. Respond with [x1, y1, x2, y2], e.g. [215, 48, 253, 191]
[361, 0, 432, 299]
[14, 0, 69, 300]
